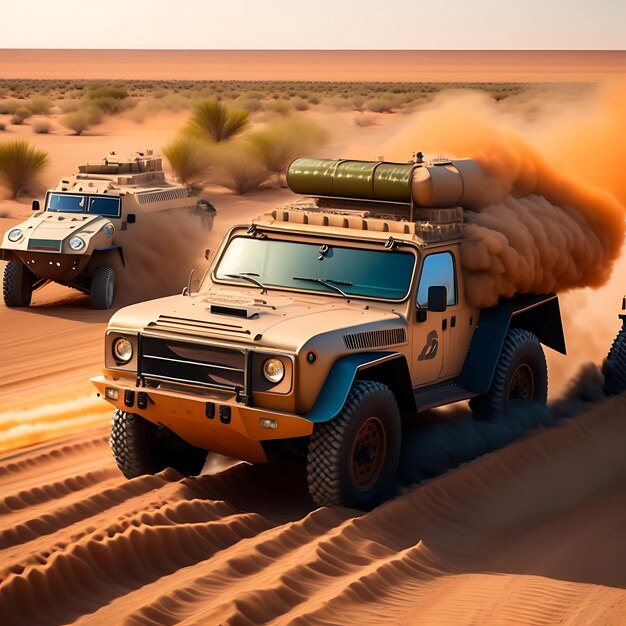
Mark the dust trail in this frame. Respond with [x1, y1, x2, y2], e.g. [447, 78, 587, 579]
[113, 203, 215, 306]
[383, 86, 626, 308]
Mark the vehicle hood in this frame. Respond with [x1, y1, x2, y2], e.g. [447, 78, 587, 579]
[1, 212, 114, 250]
[109, 286, 407, 352]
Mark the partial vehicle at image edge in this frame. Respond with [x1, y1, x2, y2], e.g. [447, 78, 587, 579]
[93, 155, 567, 509]
[1, 150, 207, 309]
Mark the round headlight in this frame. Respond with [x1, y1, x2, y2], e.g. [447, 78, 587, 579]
[113, 337, 133, 363]
[263, 358, 285, 383]
[7, 229, 22, 242]
[69, 236, 85, 251]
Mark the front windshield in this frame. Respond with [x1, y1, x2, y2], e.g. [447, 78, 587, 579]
[213, 236, 416, 300]
[46, 193, 121, 217]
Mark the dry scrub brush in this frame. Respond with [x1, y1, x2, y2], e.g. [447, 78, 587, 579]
[211, 142, 269, 194]
[186, 100, 250, 142]
[61, 104, 104, 135]
[163, 135, 214, 191]
[0, 140, 48, 198]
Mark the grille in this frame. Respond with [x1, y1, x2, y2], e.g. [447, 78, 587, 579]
[27, 239, 62, 252]
[140, 336, 247, 392]
[137, 188, 188, 204]
[343, 327, 407, 350]
[148, 315, 251, 337]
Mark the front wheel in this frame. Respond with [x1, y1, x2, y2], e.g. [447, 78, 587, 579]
[306, 380, 401, 509]
[3, 259, 35, 307]
[90, 265, 115, 309]
[470, 328, 547, 420]
[603, 326, 626, 395]
[110, 410, 208, 479]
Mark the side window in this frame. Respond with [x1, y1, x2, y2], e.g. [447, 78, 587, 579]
[417, 252, 457, 307]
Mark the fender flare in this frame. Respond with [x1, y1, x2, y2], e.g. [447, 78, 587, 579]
[304, 352, 414, 423]
[460, 293, 566, 395]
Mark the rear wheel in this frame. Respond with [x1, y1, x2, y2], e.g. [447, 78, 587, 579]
[3, 259, 35, 307]
[110, 410, 208, 478]
[470, 328, 547, 420]
[90, 265, 115, 309]
[603, 326, 626, 395]
[306, 380, 401, 509]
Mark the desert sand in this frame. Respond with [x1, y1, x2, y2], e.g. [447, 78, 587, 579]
[1, 75, 626, 624]
[0, 49, 625, 82]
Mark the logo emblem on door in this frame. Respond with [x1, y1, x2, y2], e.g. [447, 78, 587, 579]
[418, 330, 439, 361]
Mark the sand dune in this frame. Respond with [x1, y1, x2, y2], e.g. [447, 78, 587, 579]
[0, 394, 624, 625]
[1, 49, 625, 81]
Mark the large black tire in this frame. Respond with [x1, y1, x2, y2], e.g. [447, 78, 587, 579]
[90, 265, 115, 309]
[3, 259, 35, 307]
[470, 328, 547, 420]
[603, 326, 626, 395]
[307, 380, 401, 509]
[110, 410, 208, 479]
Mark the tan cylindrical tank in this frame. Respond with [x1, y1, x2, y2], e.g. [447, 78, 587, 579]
[287, 157, 486, 208]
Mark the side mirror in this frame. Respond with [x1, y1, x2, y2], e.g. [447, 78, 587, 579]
[127, 214, 136, 224]
[204, 249, 211, 261]
[32, 200, 40, 212]
[427, 286, 448, 312]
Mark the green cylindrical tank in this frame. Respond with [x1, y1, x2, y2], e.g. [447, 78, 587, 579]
[287, 157, 487, 208]
[287, 158, 414, 203]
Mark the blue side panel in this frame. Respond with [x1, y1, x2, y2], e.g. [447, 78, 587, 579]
[304, 352, 394, 423]
[459, 306, 511, 395]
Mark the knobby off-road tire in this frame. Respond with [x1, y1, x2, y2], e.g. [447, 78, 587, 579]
[470, 328, 547, 420]
[90, 265, 115, 310]
[307, 380, 401, 510]
[3, 259, 35, 307]
[603, 326, 626, 395]
[110, 410, 207, 479]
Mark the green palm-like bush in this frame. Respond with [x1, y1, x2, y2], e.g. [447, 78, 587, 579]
[0, 140, 49, 198]
[186, 100, 250, 142]
[248, 118, 328, 182]
[163, 135, 214, 190]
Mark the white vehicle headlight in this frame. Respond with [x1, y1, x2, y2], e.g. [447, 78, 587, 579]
[69, 236, 85, 251]
[113, 337, 133, 363]
[263, 358, 285, 383]
[7, 229, 22, 242]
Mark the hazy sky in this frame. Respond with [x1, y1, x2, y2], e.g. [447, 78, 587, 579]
[0, 0, 624, 50]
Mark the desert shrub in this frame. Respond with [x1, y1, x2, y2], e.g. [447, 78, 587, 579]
[211, 143, 268, 194]
[86, 85, 129, 101]
[366, 96, 398, 113]
[0, 99, 24, 115]
[85, 85, 131, 114]
[10, 106, 32, 125]
[57, 98, 81, 113]
[291, 97, 310, 111]
[354, 113, 377, 127]
[232, 96, 264, 113]
[352, 96, 366, 112]
[265, 99, 292, 116]
[61, 105, 103, 135]
[248, 118, 328, 182]
[0, 122, 5, 131]
[163, 135, 214, 190]
[186, 100, 249, 142]
[0, 140, 49, 198]
[27, 96, 53, 115]
[33, 120, 52, 134]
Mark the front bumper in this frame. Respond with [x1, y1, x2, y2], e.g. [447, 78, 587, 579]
[91, 376, 313, 464]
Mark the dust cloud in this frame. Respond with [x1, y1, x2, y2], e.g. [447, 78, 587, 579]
[113, 202, 215, 305]
[383, 84, 626, 309]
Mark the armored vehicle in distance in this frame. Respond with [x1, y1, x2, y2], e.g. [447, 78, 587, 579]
[1, 151, 202, 309]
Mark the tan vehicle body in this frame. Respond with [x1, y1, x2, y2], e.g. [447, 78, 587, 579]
[93, 206, 479, 463]
[1, 152, 203, 308]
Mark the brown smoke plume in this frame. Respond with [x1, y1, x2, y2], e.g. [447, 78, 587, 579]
[383, 87, 626, 308]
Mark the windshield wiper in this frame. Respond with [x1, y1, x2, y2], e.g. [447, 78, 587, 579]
[292, 276, 352, 298]
[225, 272, 267, 294]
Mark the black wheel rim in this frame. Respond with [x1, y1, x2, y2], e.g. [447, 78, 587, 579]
[351, 417, 386, 491]
[508, 364, 535, 400]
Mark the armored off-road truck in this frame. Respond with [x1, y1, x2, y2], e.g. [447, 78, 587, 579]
[1, 151, 204, 309]
[93, 156, 567, 509]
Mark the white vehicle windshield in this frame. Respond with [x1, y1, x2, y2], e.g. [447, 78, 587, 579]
[46, 193, 121, 218]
